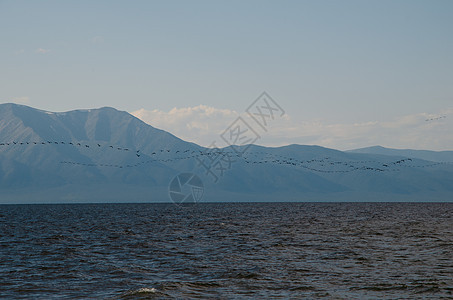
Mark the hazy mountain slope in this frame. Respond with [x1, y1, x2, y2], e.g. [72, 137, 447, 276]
[348, 146, 453, 162]
[1, 104, 453, 203]
[0, 103, 195, 188]
[224, 144, 453, 195]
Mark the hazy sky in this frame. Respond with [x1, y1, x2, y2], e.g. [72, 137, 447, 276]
[1, 0, 452, 150]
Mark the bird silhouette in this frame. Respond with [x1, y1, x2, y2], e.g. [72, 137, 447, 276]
[4, 140, 438, 174]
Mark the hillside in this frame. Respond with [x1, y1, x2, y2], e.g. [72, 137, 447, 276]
[348, 146, 453, 162]
[1, 103, 453, 203]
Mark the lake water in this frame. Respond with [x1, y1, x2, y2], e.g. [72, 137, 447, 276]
[1, 203, 452, 299]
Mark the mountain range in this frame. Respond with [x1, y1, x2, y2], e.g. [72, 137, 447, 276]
[1, 103, 452, 203]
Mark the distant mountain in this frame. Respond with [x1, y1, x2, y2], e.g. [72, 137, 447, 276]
[1, 103, 453, 203]
[348, 146, 453, 162]
[0, 103, 201, 201]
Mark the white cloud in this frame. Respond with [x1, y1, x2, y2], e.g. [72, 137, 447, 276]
[36, 48, 50, 54]
[268, 109, 453, 151]
[132, 105, 240, 146]
[131, 106, 453, 151]
[14, 49, 25, 55]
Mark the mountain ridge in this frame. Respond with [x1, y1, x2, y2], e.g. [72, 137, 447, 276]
[1, 103, 452, 203]
[348, 145, 453, 162]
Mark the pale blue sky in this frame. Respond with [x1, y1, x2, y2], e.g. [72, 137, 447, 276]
[1, 0, 452, 149]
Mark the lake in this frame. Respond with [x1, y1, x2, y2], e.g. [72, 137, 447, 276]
[1, 202, 452, 299]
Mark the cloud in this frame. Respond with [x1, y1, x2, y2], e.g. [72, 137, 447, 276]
[36, 48, 50, 54]
[131, 106, 453, 151]
[132, 105, 240, 146]
[14, 49, 25, 55]
[268, 109, 453, 151]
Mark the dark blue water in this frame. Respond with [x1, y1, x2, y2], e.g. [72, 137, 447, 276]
[1, 203, 452, 299]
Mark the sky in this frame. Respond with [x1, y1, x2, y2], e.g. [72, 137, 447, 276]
[1, 0, 452, 150]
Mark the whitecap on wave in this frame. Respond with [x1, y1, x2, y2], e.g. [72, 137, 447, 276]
[120, 287, 159, 298]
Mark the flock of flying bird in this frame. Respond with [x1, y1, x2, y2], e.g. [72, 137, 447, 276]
[1, 140, 451, 174]
[0, 140, 141, 157]
[425, 115, 447, 122]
